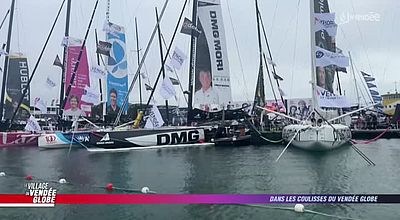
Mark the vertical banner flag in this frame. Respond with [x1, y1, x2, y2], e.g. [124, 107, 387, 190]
[105, 21, 128, 115]
[193, 0, 232, 111]
[314, 0, 336, 93]
[4, 56, 30, 121]
[159, 77, 177, 100]
[144, 105, 165, 128]
[64, 45, 91, 117]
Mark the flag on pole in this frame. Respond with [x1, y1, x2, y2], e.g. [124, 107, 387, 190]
[90, 64, 107, 78]
[145, 84, 153, 91]
[169, 47, 187, 70]
[315, 13, 337, 37]
[96, 41, 112, 56]
[53, 55, 63, 68]
[25, 115, 41, 132]
[61, 36, 83, 47]
[144, 105, 165, 128]
[169, 77, 180, 85]
[315, 46, 349, 68]
[159, 77, 176, 100]
[34, 97, 47, 114]
[180, 18, 201, 37]
[81, 85, 100, 105]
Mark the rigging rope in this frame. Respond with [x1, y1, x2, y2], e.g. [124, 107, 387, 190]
[289, 0, 301, 98]
[226, 0, 250, 102]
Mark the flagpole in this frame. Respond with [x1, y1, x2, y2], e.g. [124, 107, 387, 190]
[0, 0, 15, 121]
[156, 7, 169, 126]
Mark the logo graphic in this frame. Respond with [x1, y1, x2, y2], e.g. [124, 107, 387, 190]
[316, 50, 324, 58]
[45, 135, 57, 144]
[100, 133, 110, 142]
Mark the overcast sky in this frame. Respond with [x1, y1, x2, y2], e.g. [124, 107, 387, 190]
[0, 0, 399, 107]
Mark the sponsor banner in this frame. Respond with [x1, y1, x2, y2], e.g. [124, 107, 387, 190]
[90, 64, 107, 79]
[126, 129, 204, 146]
[61, 36, 83, 47]
[180, 17, 201, 37]
[287, 98, 312, 120]
[159, 77, 176, 100]
[144, 106, 165, 128]
[4, 57, 30, 121]
[315, 46, 349, 68]
[314, 0, 336, 93]
[194, 0, 232, 109]
[81, 85, 100, 105]
[25, 116, 41, 132]
[169, 47, 187, 70]
[315, 12, 337, 37]
[64, 46, 91, 117]
[316, 86, 350, 108]
[96, 40, 112, 56]
[265, 100, 286, 113]
[105, 22, 128, 114]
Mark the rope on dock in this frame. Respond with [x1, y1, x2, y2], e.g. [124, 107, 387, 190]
[351, 127, 390, 144]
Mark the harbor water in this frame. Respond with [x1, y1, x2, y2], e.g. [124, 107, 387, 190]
[0, 139, 399, 219]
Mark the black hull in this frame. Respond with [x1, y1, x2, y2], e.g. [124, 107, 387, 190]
[87, 127, 212, 149]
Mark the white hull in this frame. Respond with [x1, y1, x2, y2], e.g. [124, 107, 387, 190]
[282, 124, 351, 151]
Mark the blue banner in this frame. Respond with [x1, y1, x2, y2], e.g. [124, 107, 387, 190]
[105, 22, 128, 116]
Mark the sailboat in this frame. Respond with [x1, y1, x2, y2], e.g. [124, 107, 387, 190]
[264, 0, 357, 151]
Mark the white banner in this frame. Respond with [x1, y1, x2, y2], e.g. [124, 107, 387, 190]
[81, 85, 100, 105]
[144, 106, 165, 129]
[315, 13, 337, 37]
[34, 97, 47, 113]
[315, 46, 349, 68]
[169, 47, 187, 70]
[45, 76, 56, 88]
[195, 0, 232, 106]
[316, 86, 350, 108]
[25, 115, 41, 132]
[61, 36, 83, 47]
[90, 64, 107, 79]
[159, 77, 176, 100]
[103, 21, 125, 34]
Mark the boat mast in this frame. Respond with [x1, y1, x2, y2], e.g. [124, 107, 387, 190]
[251, 0, 266, 114]
[309, 0, 318, 111]
[0, 0, 16, 121]
[58, 0, 72, 118]
[156, 8, 169, 126]
[134, 17, 143, 109]
[187, 0, 198, 124]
